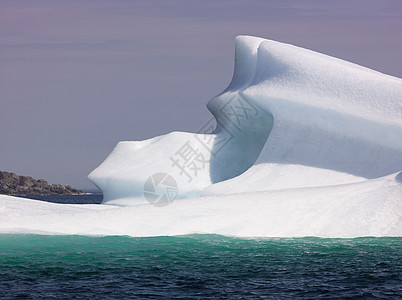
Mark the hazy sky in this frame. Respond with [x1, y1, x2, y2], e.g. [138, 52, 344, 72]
[1, 0, 401, 190]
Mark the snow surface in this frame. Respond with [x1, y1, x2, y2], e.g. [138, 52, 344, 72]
[1, 36, 401, 237]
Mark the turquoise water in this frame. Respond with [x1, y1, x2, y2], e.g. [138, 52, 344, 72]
[0, 234, 401, 299]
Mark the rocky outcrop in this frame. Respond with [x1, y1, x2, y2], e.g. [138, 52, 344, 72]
[0, 171, 83, 195]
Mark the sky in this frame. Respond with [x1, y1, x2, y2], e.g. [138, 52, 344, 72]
[1, 0, 401, 191]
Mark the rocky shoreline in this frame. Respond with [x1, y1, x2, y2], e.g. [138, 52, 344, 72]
[0, 171, 83, 196]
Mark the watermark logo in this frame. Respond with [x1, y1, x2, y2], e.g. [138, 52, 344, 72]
[170, 141, 207, 183]
[170, 93, 260, 183]
[195, 117, 234, 156]
[143, 173, 178, 206]
[220, 93, 259, 130]
[148, 93, 262, 206]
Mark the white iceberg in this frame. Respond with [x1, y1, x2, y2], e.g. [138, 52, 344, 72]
[1, 36, 401, 237]
[89, 36, 402, 205]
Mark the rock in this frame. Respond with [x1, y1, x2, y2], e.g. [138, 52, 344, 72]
[0, 171, 83, 195]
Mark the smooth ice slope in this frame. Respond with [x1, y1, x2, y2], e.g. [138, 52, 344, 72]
[0, 172, 401, 237]
[90, 36, 402, 204]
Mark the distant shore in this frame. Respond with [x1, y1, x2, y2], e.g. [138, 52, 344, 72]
[0, 171, 83, 196]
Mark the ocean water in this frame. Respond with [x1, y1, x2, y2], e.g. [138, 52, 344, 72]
[0, 195, 401, 299]
[22, 193, 103, 204]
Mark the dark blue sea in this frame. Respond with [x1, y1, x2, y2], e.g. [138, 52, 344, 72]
[0, 195, 401, 299]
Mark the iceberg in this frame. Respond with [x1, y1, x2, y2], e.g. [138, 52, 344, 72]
[0, 36, 401, 238]
[89, 36, 402, 205]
